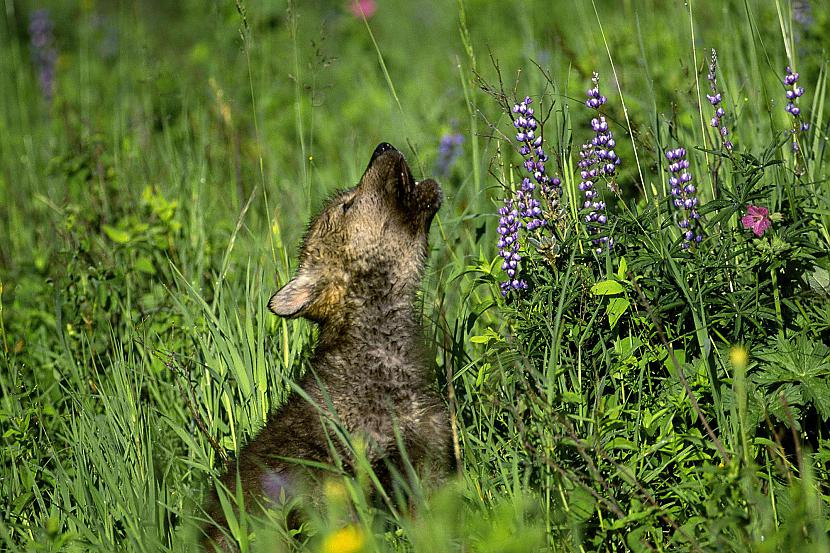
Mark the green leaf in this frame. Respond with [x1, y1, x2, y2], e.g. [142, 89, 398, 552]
[607, 297, 630, 329]
[134, 256, 156, 275]
[470, 328, 503, 345]
[664, 349, 686, 375]
[614, 336, 642, 360]
[801, 377, 830, 420]
[616, 256, 628, 280]
[606, 436, 636, 451]
[102, 224, 131, 244]
[475, 364, 487, 387]
[803, 267, 830, 297]
[591, 280, 624, 295]
[566, 484, 596, 523]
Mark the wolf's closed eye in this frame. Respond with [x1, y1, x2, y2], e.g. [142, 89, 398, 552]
[342, 197, 355, 213]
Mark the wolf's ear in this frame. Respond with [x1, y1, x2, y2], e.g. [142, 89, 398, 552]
[268, 270, 315, 318]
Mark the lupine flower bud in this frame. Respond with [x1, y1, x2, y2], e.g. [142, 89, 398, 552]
[707, 50, 733, 151]
[783, 66, 808, 153]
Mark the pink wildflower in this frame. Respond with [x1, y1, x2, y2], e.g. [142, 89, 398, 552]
[741, 205, 772, 237]
[349, 0, 377, 18]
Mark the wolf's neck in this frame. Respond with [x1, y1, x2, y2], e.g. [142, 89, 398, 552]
[314, 297, 428, 379]
[318, 298, 421, 349]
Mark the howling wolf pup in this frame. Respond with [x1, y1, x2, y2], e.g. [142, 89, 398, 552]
[202, 143, 453, 550]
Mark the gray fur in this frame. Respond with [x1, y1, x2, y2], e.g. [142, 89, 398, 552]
[202, 144, 453, 550]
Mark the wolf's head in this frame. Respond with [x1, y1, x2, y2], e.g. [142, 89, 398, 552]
[268, 143, 441, 324]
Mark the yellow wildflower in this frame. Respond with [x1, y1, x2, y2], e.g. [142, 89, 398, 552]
[321, 525, 365, 553]
[729, 345, 749, 370]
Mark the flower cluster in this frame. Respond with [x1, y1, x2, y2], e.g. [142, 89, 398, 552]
[436, 132, 464, 177]
[28, 9, 57, 104]
[783, 66, 808, 152]
[578, 73, 618, 253]
[666, 147, 702, 249]
[496, 95, 564, 295]
[514, 95, 560, 210]
[578, 143, 607, 226]
[707, 49, 733, 151]
[497, 199, 525, 295]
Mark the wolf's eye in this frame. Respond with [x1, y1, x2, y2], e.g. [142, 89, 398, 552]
[342, 197, 355, 213]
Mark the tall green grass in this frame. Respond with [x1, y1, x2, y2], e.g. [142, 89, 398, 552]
[1, 0, 829, 551]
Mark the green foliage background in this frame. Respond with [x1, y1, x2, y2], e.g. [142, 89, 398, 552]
[1, 0, 829, 551]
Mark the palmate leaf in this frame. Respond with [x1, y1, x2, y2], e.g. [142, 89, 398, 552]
[801, 378, 830, 421]
[803, 266, 830, 297]
[763, 384, 803, 425]
[752, 334, 830, 422]
[759, 337, 829, 375]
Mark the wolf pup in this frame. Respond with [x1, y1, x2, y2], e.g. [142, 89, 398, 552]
[202, 143, 453, 550]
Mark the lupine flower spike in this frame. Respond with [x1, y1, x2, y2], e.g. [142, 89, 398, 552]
[665, 147, 702, 250]
[783, 66, 807, 153]
[436, 131, 464, 178]
[496, 199, 526, 295]
[707, 49, 733, 152]
[497, 95, 562, 295]
[579, 72, 619, 253]
[29, 10, 57, 105]
[792, 0, 813, 31]
[513, 95, 561, 229]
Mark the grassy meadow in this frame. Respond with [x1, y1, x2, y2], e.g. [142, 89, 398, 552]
[2, 0, 830, 551]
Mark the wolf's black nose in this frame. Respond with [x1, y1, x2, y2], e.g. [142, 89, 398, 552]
[369, 142, 398, 166]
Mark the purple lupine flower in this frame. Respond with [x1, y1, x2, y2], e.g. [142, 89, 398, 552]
[92, 14, 119, 61]
[783, 66, 807, 152]
[793, 0, 813, 27]
[436, 132, 464, 177]
[29, 9, 57, 104]
[516, 177, 545, 230]
[665, 147, 702, 250]
[706, 49, 733, 151]
[497, 95, 564, 295]
[792, 0, 813, 43]
[580, 72, 618, 253]
[585, 78, 607, 110]
[496, 198, 526, 295]
[512, 96, 559, 228]
[577, 142, 609, 253]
